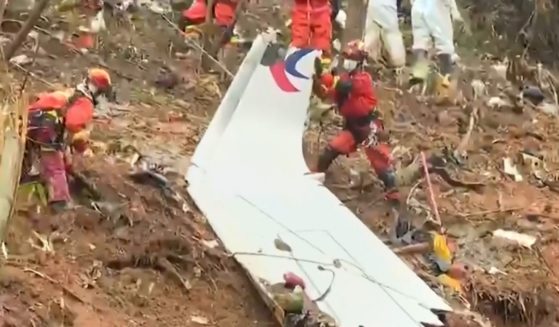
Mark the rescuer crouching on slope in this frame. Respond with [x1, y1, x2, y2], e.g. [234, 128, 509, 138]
[25, 68, 114, 213]
[179, 0, 240, 45]
[310, 40, 406, 217]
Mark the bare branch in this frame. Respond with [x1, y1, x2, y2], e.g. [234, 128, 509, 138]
[3, 0, 50, 61]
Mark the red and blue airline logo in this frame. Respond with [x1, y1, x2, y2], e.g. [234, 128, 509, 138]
[268, 48, 314, 93]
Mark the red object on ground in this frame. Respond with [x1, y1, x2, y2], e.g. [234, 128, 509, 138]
[72, 33, 95, 49]
[182, 0, 238, 27]
[283, 272, 306, 290]
[291, 0, 332, 52]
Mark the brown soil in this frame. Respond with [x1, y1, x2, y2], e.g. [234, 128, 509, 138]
[1, 4, 276, 327]
[3, 1, 559, 327]
[307, 68, 559, 326]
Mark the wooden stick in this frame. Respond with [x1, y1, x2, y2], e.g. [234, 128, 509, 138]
[421, 151, 441, 225]
[393, 242, 430, 255]
[454, 106, 479, 157]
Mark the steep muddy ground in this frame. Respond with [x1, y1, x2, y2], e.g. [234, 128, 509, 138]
[1, 3, 276, 326]
[3, 1, 559, 327]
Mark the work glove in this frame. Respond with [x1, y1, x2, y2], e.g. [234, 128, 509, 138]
[68, 128, 92, 154]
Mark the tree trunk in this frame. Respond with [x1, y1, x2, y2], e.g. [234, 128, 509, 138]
[201, 0, 216, 71]
[0, 99, 28, 245]
[3, 0, 50, 61]
[0, 130, 22, 243]
[0, 0, 8, 32]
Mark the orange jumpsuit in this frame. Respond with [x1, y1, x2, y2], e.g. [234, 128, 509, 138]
[182, 0, 237, 27]
[316, 70, 399, 201]
[291, 0, 332, 52]
[26, 91, 94, 203]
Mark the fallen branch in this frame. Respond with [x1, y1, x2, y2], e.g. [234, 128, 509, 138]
[160, 14, 233, 78]
[107, 254, 192, 294]
[10, 62, 54, 87]
[0, 0, 7, 32]
[18, 266, 88, 305]
[393, 242, 430, 255]
[457, 206, 523, 219]
[421, 151, 441, 225]
[454, 106, 479, 158]
[3, 0, 50, 61]
[156, 256, 192, 294]
[18, 33, 41, 95]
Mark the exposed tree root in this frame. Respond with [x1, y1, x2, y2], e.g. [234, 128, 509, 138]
[467, 276, 559, 326]
[106, 253, 192, 294]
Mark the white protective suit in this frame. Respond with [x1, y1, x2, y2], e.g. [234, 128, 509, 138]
[363, 0, 406, 67]
[411, 0, 461, 55]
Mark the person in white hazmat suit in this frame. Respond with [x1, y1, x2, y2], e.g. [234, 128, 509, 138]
[410, 0, 463, 86]
[363, 0, 406, 68]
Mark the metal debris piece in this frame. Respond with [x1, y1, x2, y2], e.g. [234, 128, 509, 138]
[128, 155, 191, 212]
[274, 238, 292, 252]
[190, 315, 209, 325]
[9, 54, 32, 66]
[1, 242, 7, 259]
[503, 157, 523, 182]
[492, 229, 536, 248]
[201, 239, 219, 249]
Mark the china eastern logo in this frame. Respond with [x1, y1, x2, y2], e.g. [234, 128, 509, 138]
[267, 48, 313, 93]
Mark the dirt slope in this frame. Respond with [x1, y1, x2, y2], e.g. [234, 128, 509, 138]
[3, 1, 559, 327]
[1, 4, 275, 327]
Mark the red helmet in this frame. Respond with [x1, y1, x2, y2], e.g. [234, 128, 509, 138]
[341, 40, 368, 61]
[87, 68, 112, 91]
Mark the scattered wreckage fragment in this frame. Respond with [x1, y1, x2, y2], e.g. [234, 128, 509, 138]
[128, 153, 191, 213]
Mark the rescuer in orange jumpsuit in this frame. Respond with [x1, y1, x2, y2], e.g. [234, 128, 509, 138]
[312, 41, 402, 208]
[179, 0, 239, 45]
[291, 0, 332, 53]
[25, 68, 114, 212]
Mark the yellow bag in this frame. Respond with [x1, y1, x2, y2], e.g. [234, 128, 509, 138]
[437, 273, 463, 293]
[431, 232, 453, 263]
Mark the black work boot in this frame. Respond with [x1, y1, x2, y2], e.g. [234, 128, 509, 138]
[436, 53, 456, 103]
[307, 147, 340, 183]
[437, 53, 453, 76]
[388, 198, 413, 242]
[49, 200, 68, 214]
[315, 146, 340, 173]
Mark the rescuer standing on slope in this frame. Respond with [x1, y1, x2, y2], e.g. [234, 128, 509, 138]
[410, 0, 463, 88]
[363, 0, 406, 69]
[179, 0, 240, 45]
[290, 0, 333, 64]
[311, 41, 404, 215]
[25, 68, 114, 212]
